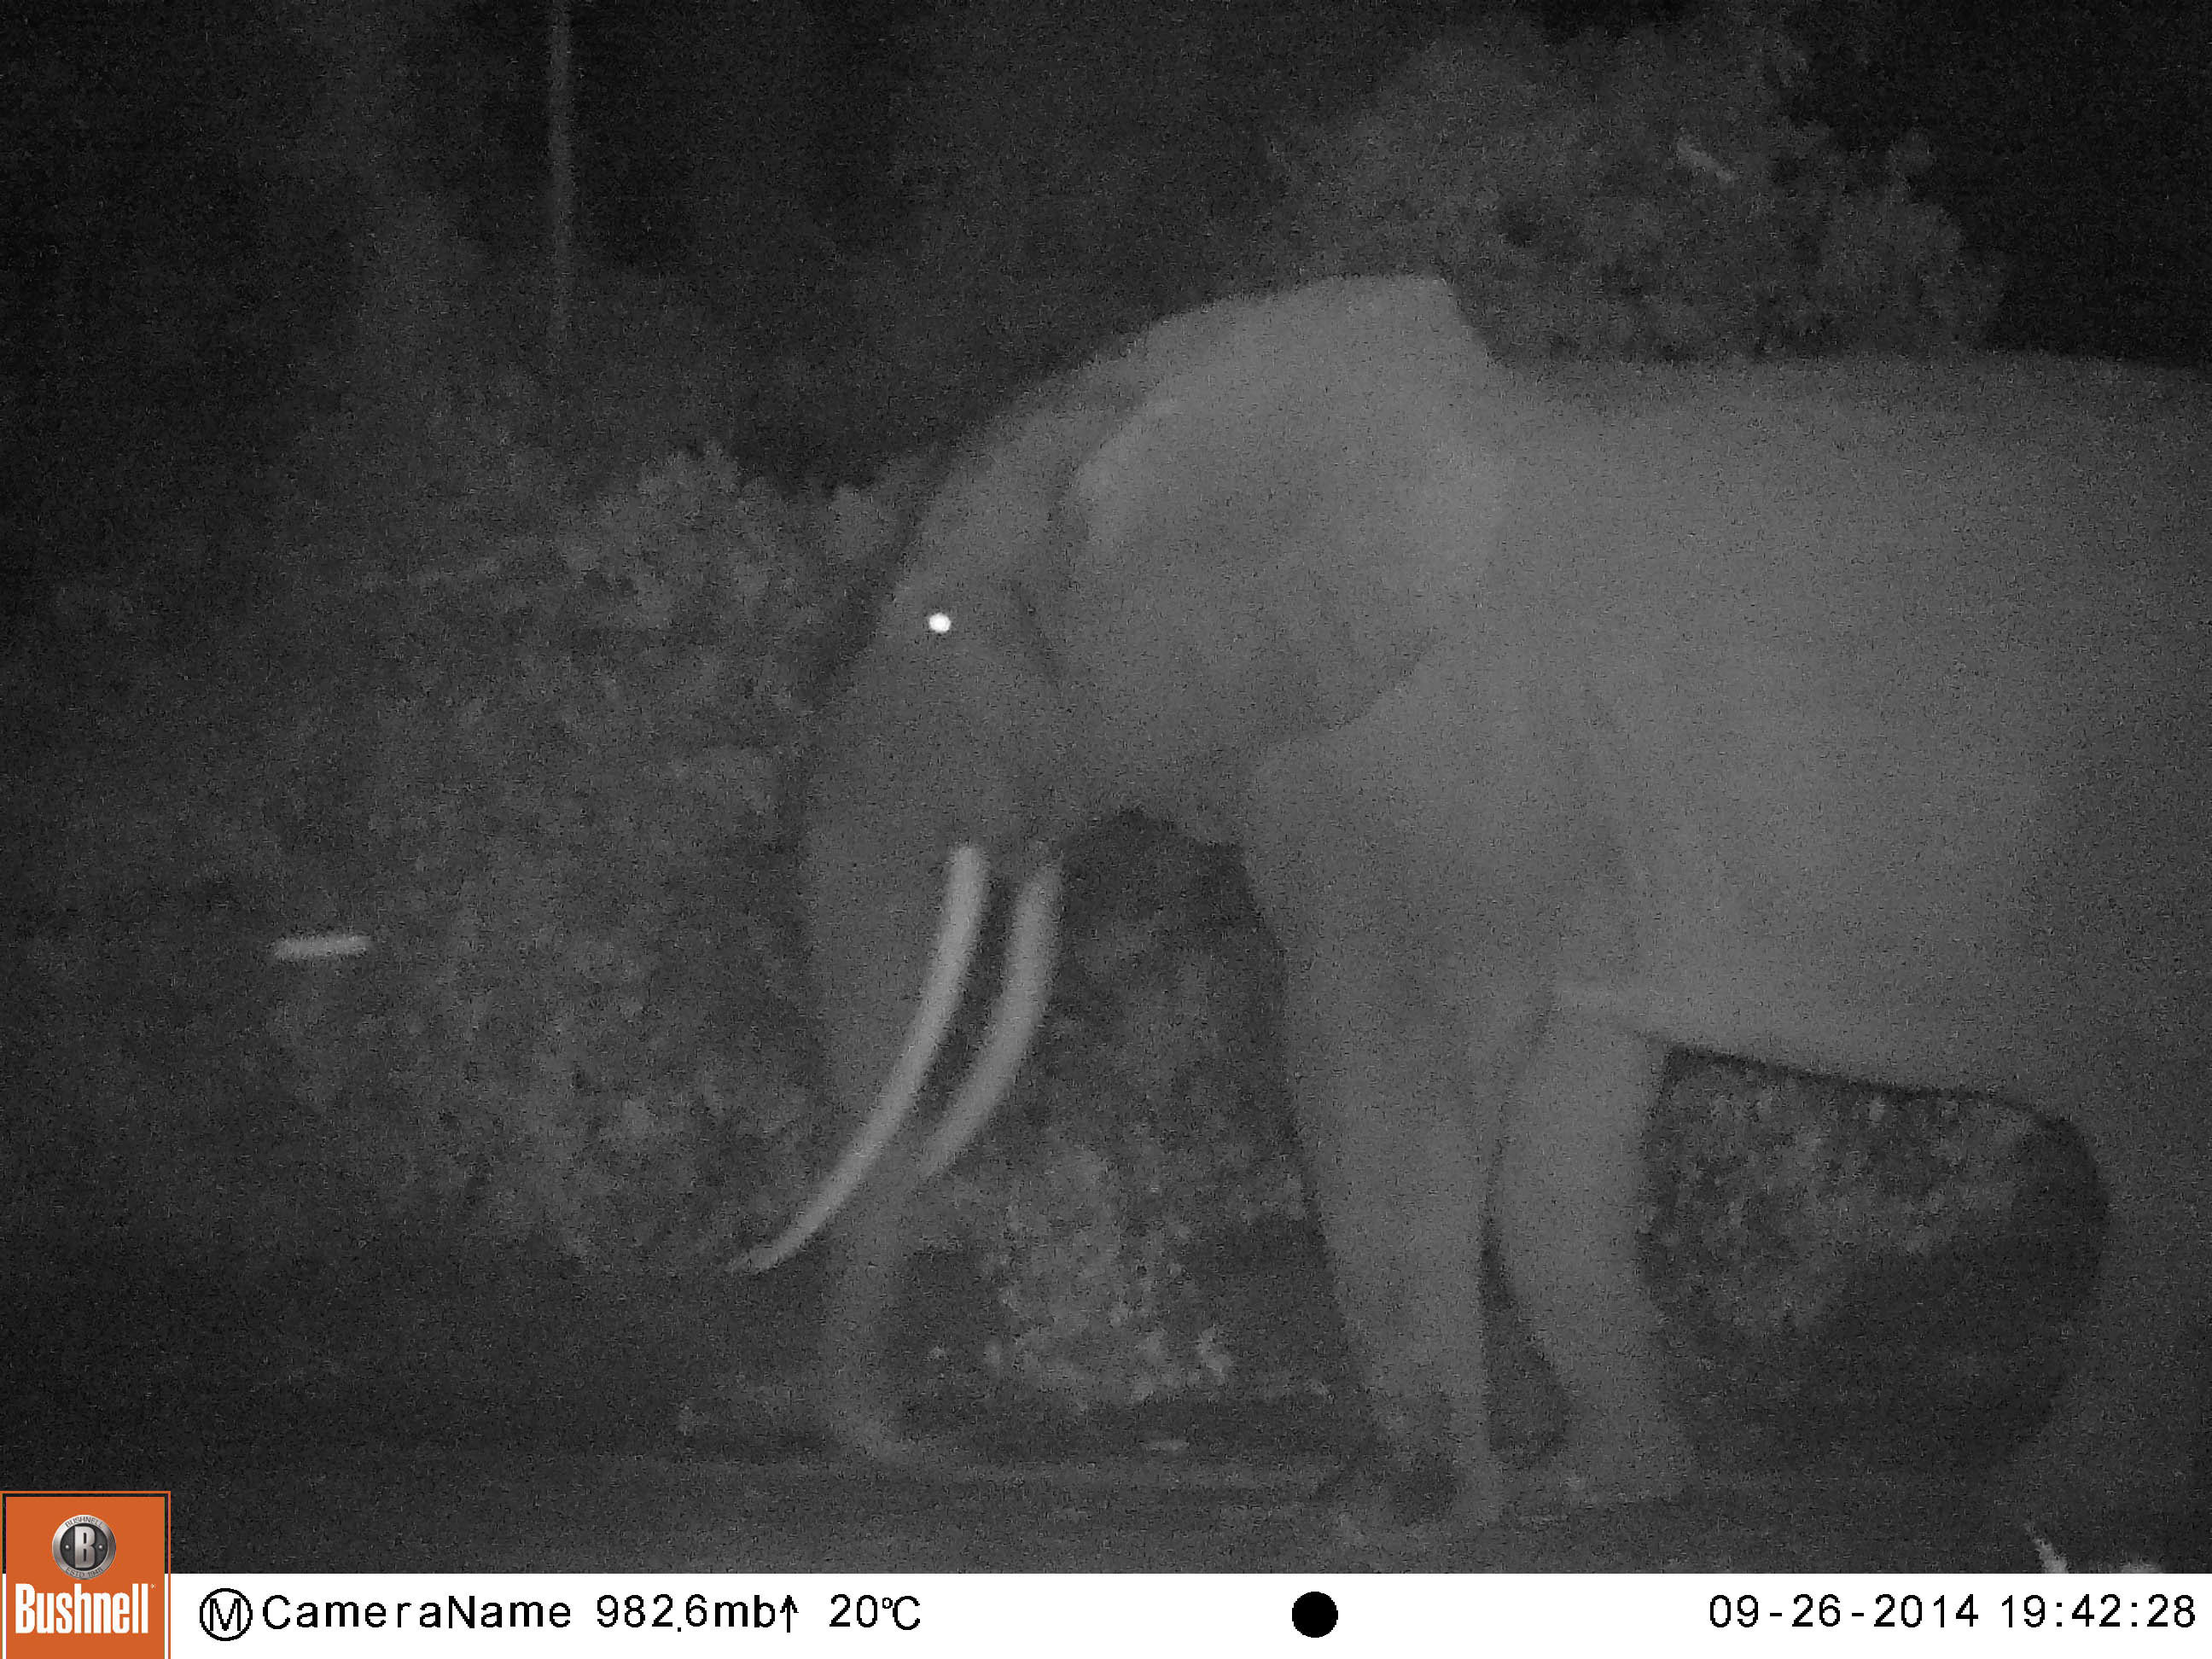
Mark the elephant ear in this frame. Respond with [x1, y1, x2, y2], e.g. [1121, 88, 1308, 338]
[1048, 277, 1505, 781]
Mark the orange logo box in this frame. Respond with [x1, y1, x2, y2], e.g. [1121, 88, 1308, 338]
[2, 1493, 168, 1657]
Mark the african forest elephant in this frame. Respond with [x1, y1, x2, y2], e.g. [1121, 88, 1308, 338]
[753, 276, 2211, 1529]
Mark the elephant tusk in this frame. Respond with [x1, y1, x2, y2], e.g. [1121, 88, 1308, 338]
[735, 843, 990, 1273]
[919, 859, 1062, 1180]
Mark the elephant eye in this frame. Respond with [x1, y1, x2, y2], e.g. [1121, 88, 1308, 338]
[885, 585, 957, 645]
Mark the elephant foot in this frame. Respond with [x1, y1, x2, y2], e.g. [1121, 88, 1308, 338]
[1514, 1408, 1696, 1512]
[1313, 1432, 1510, 1532]
[837, 1422, 970, 1473]
[821, 1382, 969, 1475]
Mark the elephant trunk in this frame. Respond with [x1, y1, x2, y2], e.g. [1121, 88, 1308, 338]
[739, 845, 1063, 1273]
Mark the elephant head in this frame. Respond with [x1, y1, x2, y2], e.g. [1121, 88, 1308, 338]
[760, 276, 2212, 1532]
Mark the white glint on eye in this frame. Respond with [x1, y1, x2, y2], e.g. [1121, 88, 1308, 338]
[926, 610, 953, 636]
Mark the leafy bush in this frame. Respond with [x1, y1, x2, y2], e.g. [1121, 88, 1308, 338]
[258, 445, 911, 1267]
[1644, 1056, 2101, 1452]
[1252, 19, 2001, 358]
[1646, 1057, 2049, 1337]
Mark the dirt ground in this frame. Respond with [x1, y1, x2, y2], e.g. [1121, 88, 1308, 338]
[3, 1246, 2199, 1574]
[31, 1451, 2084, 1573]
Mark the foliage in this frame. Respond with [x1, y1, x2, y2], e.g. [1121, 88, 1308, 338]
[1639, 1057, 2101, 1447]
[1251, 18, 2003, 358]
[958, 1121, 1234, 1407]
[833, 5, 2004, 484]
[1644, 1057, 2046, 1336]
[253, 441, 911, 1267]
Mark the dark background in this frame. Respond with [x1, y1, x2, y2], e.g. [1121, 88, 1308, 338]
[1, 0, 2203, 616]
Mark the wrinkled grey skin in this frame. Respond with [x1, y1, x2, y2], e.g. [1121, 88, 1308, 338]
[793, 276, 2211, 1528]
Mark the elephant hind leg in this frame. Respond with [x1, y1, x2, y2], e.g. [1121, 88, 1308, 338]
[1997, 1083, 2212, 1522]
[1494, 1008, 1695, 1508]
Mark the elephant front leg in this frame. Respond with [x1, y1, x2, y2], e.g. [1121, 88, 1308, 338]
[1281, 925, 1538, 1529]
[820, 1147, 956, 1469]
[1495, 1008, 1693, 1507]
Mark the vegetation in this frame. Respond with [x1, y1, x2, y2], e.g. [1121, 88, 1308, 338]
[3, 1, 2075, 1428]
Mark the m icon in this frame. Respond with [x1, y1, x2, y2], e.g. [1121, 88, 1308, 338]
[201, 1588, 253, 1642]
